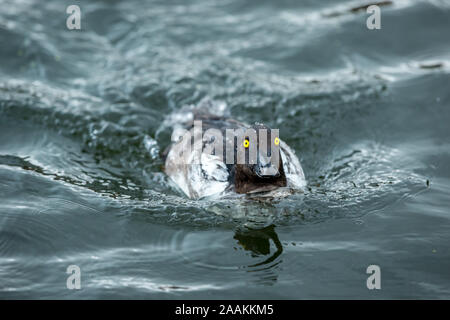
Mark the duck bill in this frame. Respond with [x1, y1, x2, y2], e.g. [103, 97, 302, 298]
[255, 153, 280, 178]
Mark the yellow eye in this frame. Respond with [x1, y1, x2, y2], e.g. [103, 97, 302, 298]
[243, 139, 250, 148]
[274, 137, 280, 146]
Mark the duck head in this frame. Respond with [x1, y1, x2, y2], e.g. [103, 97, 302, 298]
[234, 123, 287, 194]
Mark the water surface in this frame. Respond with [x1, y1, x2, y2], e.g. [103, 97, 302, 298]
[1, 0, 450, 299]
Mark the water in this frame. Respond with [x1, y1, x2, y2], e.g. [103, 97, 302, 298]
[1, 0, 449, 299]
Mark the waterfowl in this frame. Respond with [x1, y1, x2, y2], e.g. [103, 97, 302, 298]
[164, 110, 306, 199]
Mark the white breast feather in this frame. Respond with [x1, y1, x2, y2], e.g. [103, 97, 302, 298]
[280, 140, 307, 189]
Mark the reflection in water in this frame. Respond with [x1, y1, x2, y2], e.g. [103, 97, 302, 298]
[234, 224, 283, 268]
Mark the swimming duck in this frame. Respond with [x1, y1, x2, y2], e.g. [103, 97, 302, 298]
[164, 109, 306, 199]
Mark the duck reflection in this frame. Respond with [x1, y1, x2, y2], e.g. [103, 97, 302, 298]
[233, 224, 283, 268]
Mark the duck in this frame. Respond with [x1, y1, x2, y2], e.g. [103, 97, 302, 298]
[163, 103, 306, 199]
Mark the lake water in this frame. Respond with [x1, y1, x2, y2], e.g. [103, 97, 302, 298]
[1, 0, 449, 299]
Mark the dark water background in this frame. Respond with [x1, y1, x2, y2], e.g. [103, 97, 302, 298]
[1, 0, 449, 299]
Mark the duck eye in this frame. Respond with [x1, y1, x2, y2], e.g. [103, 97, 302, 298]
[243, 139, 250, 148]
[274, 137, 280, 146]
